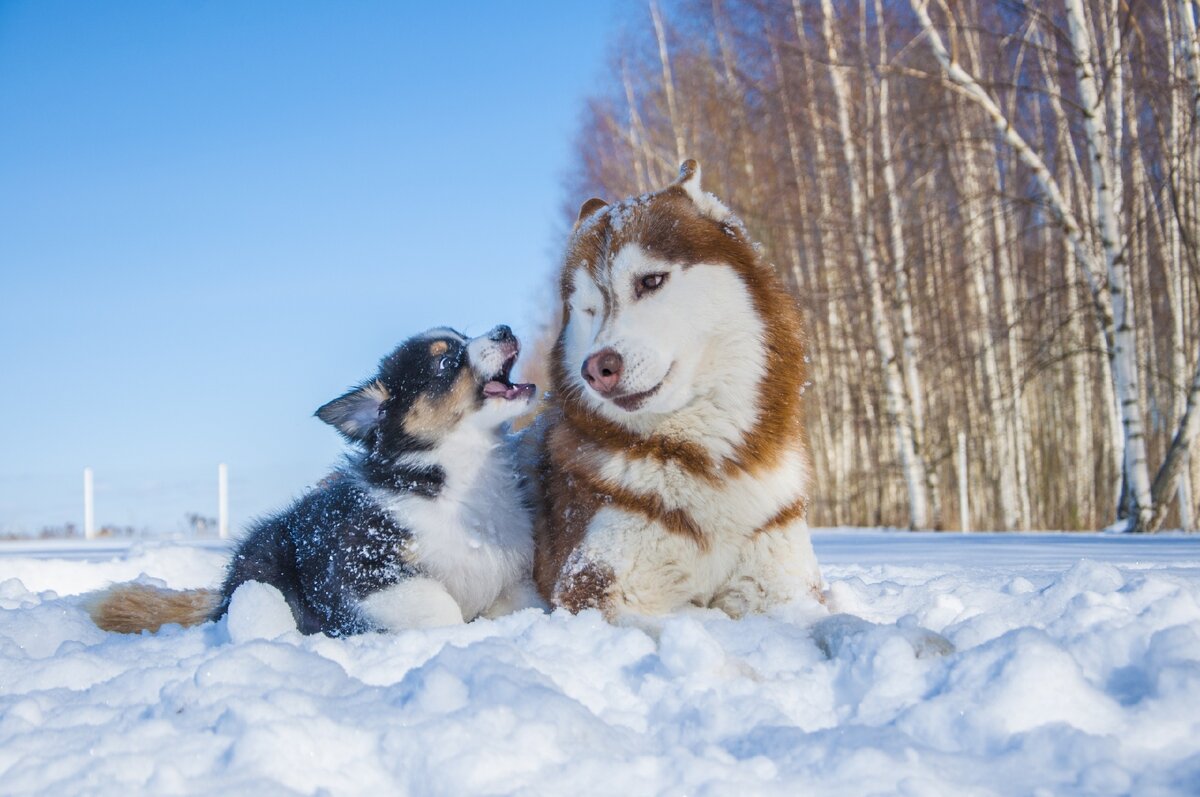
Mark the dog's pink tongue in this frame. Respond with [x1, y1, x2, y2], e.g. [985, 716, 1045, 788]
[484, 381, 536, 400]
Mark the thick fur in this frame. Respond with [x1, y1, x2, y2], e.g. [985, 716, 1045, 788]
[532, 160, 823, 619]
[86, 584, 219, 633]
[90, 326, 541, 636]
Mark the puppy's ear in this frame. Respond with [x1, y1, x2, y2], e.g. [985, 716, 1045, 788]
[574, 197, 608, 229]
[316, 380, 389, 442]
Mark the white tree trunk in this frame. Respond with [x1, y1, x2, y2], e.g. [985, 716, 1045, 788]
[822, 0, 930, 528]
[909, 0, 1112, 326]
[1064, 0, 1154, 529]
[649, 0, 687, 164]
[990, 155, 1030, 529]
[1178, 1, 1200, 120]
[712, 0, 756, 194]
[875, 0, 940, 525]
[955, 124, 1020, 530]
[772, 15, 856, 525]
[621, 61, 651, 194]
[1148, 351, 1200, 530]
[1133, 0, 1200, 531]
[1168, 0, 1200, 530]
[1035, 30, 1124, 514]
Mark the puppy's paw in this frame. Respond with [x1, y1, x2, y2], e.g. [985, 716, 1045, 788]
[360, 577, 464, 631]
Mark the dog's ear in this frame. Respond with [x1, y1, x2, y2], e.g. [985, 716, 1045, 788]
[673, 159, 730, 221]
[675, 159, 701, 192]
[316, 380, 389, 442]
[574, 197, 608, 229]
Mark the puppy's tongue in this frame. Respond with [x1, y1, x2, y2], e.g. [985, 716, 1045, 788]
[484, 381, 536, 400]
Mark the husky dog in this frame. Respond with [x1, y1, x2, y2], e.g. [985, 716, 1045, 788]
[90, 326, 541, 636]
[532, 160, 824, 619]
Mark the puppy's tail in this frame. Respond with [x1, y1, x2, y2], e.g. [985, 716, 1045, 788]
[86, 583, 220, 633]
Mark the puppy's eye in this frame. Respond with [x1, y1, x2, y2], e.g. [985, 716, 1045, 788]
[437, 355, 452, 373]
[636, 273, 668, 298]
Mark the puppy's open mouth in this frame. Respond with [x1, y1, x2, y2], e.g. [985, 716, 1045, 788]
[482, 350, 536, 402]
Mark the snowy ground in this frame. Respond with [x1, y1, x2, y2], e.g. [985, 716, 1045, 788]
[1, 530, 1198, 796]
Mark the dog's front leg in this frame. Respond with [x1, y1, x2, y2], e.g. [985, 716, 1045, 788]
[709, 519, 825, 618]
[553, 507, 703, 620]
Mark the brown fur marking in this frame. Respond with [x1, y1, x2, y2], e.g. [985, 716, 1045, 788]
[554, 561, 615, 614]
[559, 400, 717, 479]
[88, 584, 219, 633]
[547, 422, 708, 550]
[428, 340, 449, 357]
[756, 498, 809, 535]
[404, 370, 476, 440]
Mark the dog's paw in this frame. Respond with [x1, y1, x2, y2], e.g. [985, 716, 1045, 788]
[553, 561, 616, 615]
[482, 579, 548, 619]
[360, 578, 464, 631]
[709, 589, 753, 619]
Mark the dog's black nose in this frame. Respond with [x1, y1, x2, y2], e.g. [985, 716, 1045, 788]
[489, 325, 515, 343]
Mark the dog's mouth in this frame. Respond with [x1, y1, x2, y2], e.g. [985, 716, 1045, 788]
[610, 366, 672, 412]
[482, 349, 536, 402]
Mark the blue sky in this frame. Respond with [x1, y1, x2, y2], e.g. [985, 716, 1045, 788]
[0, 1, 621, 535]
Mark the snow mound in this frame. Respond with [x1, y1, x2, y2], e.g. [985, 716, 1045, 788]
[0, 531, 1198, 795]
[224, 581, 299, 644]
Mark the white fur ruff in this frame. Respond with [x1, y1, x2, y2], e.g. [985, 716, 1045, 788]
[367, 421, 534, 626]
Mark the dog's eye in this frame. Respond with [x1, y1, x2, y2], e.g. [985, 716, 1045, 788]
[636, 273, 668, 298]
[437, 355, 452, 373]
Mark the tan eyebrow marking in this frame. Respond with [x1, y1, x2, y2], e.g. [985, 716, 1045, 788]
[429, 340, 449, 357]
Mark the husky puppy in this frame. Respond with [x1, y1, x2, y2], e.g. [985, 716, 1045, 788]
[532, 160, 824, 620]
[90, 326, 541, 636]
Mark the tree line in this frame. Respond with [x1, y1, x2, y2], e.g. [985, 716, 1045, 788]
[553, 0, 1200, 532]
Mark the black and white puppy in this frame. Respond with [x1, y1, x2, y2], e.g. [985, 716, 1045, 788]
[89, 326, 542, 636]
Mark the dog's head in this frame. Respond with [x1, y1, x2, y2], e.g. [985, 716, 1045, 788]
[554, 160, 784, 433]
[316, 326, 536, 457]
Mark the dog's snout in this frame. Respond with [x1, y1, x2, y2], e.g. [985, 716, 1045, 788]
[582, 348, 624, 395]
[488, 325, 515, 344]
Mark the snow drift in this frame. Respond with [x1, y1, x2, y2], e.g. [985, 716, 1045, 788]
[1, 531, 1198, 796]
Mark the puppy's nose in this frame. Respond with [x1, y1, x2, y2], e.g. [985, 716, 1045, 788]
[581, 348, 623, 395]
[488, 325, 515, 343]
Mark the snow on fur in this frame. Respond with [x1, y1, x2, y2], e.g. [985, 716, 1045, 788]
[1, 531, 1199, 796]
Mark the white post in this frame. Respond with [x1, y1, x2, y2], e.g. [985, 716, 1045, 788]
[218, 463, 229, 539]
[957, 433, 970, 533]
[83, 467, 95, 539]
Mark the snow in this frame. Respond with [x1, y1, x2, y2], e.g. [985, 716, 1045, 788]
[1, 530, 1199, 796]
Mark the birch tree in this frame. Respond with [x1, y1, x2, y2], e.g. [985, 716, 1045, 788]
[821, 0, 932, 529]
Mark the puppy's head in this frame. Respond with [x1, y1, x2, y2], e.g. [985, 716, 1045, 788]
[316, 326, 536, 456]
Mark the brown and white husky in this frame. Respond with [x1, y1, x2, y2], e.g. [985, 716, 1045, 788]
[531, 160, 824, 620]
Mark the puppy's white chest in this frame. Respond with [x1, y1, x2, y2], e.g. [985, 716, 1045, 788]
[377, 448, 532, 619]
